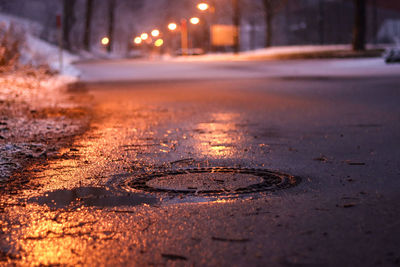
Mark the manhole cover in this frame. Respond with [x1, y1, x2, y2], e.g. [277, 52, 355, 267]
[125, 167, 299, 196]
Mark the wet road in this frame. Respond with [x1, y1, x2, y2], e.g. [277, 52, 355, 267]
[2, 59, 400, 266]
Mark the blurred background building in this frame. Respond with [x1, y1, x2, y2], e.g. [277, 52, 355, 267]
[0, 0, 399, 55]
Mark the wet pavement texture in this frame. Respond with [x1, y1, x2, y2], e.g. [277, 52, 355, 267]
[1, 59, 400, 266]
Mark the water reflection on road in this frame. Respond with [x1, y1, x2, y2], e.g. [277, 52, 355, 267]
[194, 112, 244, 157]
[0, 78, 331, 266]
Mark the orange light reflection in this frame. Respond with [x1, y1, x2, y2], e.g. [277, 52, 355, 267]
[194, 113, 242, 157]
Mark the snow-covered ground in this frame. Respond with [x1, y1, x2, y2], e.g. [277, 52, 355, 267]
[0, 13, 80, 77]
[23, 34, 80, 77]
[0, 13, 86, 183]
[0, 67, 90, 183]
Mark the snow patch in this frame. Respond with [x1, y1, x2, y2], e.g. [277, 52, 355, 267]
[0, 13, 86, 183]
[0, 12, 80, 78]
[22, 34, 80, 78]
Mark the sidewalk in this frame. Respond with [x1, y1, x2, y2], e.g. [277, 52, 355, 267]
[173, 44, 388, 62]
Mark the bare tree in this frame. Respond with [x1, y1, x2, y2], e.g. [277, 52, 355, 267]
[83, 0, 93, 51]
[232, 0, 241, 53]
[63, 0, 76, 51]
[371, 0, 378, 44]
[318, 0, 324, 45]
[107, 0, 116, 53]
[352, 0, 366, 51]
[262, 0, 287, 47]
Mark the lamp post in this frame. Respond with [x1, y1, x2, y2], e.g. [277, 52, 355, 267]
[151, 29, 160, 38]
[154, 39, 164, 47]
[168, 23, 177, 31]
[190, 17, 200, 25]
[140, 33, 149, 41]
[180, 19, 189, 55]
[101, 37, 110, 47]
[168, 18, 200, 56]
[197, 3, 209, 11]
[197, 2, 213, 53]
[167, 22, 180, 55]
[134, 37, 142, 45]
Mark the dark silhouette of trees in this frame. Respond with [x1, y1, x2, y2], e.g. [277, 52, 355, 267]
[262, 0, 287, 47]
[84, 0, 94, 51]
[352, 0, 366, 51]
[107, 0, 116, 53]
[318, 0, 325, 45]
[232, 0, 241, 53]
[262, 0, 273, 47]
[62, 0, 76, 51]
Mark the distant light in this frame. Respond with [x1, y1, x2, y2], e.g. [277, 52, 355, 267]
[168, 23, 177, 31]
[101, 37, 110, 46]
[197, 3, 209, 11]
[141, 33, 149, 40]
[190, 17, 200, 25]
[151, 29, 160, 37]
[154, 39, 164, 47]
[134, 37, 142, 44]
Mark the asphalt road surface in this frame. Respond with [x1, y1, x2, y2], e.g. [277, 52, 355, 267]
[1, 58, 400, 266]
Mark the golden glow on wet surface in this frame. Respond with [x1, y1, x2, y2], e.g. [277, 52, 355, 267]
[1, 82, 294, 266]
[194, 113, 244, 157]
[22, 216, 81, 265]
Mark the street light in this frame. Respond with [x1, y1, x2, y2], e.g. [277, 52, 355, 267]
[151, 29, 160, 37]
[190, 17, 200, 25]
[101, 37, 110, 46]
[197, 3, 209, 11]
[196, 2, 214, 53]
[168, 23, 177, 31]
[140, 33, 149, 40]
[166, 17, 201, 56]
[154, 39, 164, 47]
[134, 37, 142, 45]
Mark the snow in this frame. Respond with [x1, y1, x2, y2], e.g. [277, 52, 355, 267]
[0, 13, 84, 182]
[378, 19, 400, 44]
[172, 44, 393, 62]
[23, 34, 80, 77]
[243, 45, 352, 56]
[0, 67, 88, 183]
[0, 12, 80, 78]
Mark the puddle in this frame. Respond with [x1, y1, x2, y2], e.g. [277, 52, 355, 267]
[27, 187, 159, 209]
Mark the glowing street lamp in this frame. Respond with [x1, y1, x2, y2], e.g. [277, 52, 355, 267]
[168, 23, 177, 31]
[154, 39, 164, 47]
[167, 17, 201, 56]
[151, 29, 160, 37]
[197, 3, 209, 11]
[190, 17, 200, 25]
[101, 37, 110, 46]
[134, 37, 142, 45]
[140, 33, 149, 40]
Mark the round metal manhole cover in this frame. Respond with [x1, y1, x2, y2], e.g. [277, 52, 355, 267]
[125, 167, 299, 196]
